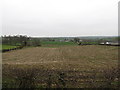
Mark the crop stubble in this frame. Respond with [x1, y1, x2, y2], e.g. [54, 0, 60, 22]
[2, 45, 118, 71]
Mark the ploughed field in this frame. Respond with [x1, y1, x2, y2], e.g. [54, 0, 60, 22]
[2, 45, 119, 88]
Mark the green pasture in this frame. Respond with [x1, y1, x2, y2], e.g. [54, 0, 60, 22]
[0, 45, 17, 50]
[41, 41, 77, 47]
[81, 41, 99, 45]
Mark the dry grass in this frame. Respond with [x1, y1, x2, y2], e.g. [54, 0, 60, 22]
[2, 45, 119, 88]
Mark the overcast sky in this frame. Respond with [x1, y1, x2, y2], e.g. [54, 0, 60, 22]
[1, 0, 119, 37]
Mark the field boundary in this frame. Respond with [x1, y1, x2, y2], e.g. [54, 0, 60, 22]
[1, 46, 24, 53]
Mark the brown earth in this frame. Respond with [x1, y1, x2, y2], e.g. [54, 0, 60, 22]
[2, 45, 118, 71]
[2, 45, 119, 88]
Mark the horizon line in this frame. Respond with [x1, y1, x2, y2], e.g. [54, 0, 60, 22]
[1, 34, 119, 38]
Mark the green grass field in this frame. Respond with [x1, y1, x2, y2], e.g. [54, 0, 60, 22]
[1, 45, 17, 50]
[41, 41, 77, 47]
[1, 41, 77, 50]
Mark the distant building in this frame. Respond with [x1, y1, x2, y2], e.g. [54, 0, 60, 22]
[99, 41, 120, 46]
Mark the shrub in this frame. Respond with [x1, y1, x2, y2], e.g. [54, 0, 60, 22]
[102, 67, 119, 88]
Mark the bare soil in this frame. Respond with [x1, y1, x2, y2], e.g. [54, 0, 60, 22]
[2, 45, 118, 71]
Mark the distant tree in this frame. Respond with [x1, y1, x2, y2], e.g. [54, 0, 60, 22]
[74, 38, 80, 43]
[74, 38, 83, 45]
[2, 35, 30, 46]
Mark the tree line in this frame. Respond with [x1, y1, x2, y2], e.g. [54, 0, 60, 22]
[2, 35, 41, 47]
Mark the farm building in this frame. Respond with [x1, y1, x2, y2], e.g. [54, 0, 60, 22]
[99, 41, 120, 46]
